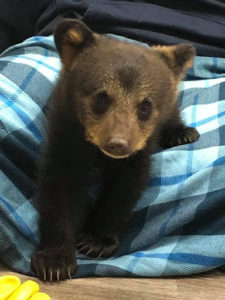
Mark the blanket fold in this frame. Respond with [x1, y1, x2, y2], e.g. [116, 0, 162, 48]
[0, 36, 225, 277]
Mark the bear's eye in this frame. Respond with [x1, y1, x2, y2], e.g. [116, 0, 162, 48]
[137, 98, 152, 121]
[92, 92, 112, 115]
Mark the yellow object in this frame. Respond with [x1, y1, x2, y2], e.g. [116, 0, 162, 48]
[29, 292, 51, 300]
[0, 275, 21, 300]
[7, 280, 39, 300]
[0, 275, 50, 300]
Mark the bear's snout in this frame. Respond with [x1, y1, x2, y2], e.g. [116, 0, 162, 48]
[104, 137, 129, 158]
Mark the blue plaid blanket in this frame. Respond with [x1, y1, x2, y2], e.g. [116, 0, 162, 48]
[0, 35, 225, 278]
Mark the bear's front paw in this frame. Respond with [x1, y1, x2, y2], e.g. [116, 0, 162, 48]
[77, 233, 119, 258]
[161, 126, 200, 148]
[31, 248, 77, 281]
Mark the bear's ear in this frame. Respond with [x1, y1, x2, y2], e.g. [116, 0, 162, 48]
[152, 44, 195, 81]
[54, 19, 95, 70]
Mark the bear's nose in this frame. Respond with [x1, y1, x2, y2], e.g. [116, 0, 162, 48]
[105, 138, 129, 157]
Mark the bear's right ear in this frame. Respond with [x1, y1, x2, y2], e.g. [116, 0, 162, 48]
[54, 19, 95, 70]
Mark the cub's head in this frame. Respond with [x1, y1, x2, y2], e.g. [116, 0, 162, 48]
[54, 19, 195, 159]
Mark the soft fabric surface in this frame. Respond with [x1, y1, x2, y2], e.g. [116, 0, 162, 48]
[0, 36, 225, 277]
[1, 0, 225, 57]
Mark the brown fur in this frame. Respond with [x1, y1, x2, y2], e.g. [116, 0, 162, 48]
[152, 44, 195, 82]
[56, 29, 186, 158]
[31, 19, 199, 281]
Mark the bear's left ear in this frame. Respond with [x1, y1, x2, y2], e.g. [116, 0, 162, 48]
[152, 44, 196, 81]
[54, 19, 96, 71]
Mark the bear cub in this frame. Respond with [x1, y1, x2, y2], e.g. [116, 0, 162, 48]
[31, 19, 199, 281]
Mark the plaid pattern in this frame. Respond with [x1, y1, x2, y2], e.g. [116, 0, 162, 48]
[0, 35, 225, 278]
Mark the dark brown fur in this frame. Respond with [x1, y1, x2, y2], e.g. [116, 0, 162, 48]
[31, 19, 200, 281]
